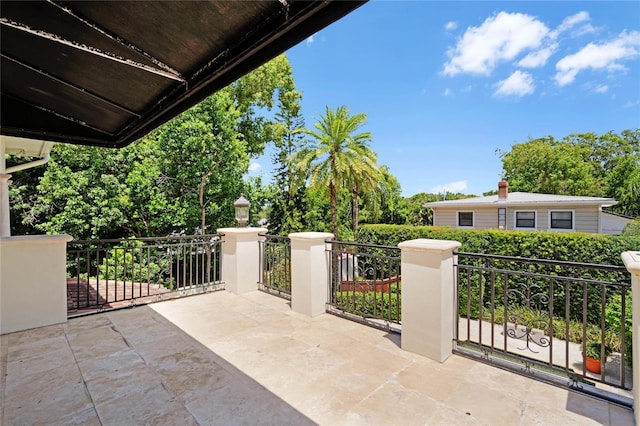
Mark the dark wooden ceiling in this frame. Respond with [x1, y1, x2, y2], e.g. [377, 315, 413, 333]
[0, 1, 365, 148]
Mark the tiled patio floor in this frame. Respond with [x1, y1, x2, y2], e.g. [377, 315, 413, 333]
[1, 290, 634, 425]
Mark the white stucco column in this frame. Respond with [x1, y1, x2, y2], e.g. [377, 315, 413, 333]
[1, 234, 72, 334]
[289, 232, 334, 317]
[217, 227, 267, 295]
[399, 238, 462, 363]
[621, 250, 640, 425]
[0, 174, 11, 237]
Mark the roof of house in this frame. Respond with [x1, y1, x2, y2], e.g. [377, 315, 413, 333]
[0, 1, 365, 148]
[424, 192, 618, 208]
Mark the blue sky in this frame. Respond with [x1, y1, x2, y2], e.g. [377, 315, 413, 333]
[251, 1, 640, 197]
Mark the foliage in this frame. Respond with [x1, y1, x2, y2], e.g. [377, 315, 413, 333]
[499, 130, 640, 217]
[360, 166, 408, 226]
[604, 293, 633, 360]
[266, 61, 307, 234]
[404, 192, 476, 226]
[334, 290, 401, 322]
[357, 224, 640, 266]
[584, 342, 611, 361]
[621, 217, 640, 236]
[98, 240, 166, 286]
[294, 105, 381, 238]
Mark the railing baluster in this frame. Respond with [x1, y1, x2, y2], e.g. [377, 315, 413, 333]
[66, 235, 224, 316]
[452, 251, 631, 403]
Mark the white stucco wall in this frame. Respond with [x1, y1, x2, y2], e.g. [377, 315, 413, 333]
[1, 234, 72, 334]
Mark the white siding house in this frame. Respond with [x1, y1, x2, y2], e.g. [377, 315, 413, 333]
[424, 182, 628, 235]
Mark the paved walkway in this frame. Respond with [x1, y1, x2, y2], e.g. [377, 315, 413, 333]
[1, 290, 634, 425]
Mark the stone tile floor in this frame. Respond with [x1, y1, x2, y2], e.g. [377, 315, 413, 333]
[1, 290, 634, 425]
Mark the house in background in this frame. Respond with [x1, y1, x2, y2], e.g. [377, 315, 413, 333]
[424, 181, 631, 235]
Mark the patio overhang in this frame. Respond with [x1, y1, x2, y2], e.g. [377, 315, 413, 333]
[0, 0, 366, 148]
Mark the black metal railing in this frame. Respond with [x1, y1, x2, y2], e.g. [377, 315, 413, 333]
[327, 240, 401, 331]
[67, 234, 224, 316]
[454, 252, 632, 405]
[258, 234, 291, 298]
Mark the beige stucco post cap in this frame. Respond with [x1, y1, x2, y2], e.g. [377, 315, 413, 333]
[0, 234, 73, 245]
[217, 227, 268, 235]
[398, 238, 462, 253]
[621, 251, 640, 275]
[289, 232, 334, 241]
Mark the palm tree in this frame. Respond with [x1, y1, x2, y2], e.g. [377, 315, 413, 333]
[294, 105, 381, 237]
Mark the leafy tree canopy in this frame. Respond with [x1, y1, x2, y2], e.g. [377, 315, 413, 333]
[499, 130, 639, 217]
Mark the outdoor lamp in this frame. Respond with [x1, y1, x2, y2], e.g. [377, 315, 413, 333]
[234, 195, 250, 227]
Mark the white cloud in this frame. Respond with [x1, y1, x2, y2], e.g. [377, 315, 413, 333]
[494, 70, 535, 97]
[572, 24, 598, 38]
[431, 180, 468, 194]
[445, 21, 457, 31]
[554, 30, 640, 86]
[462, 85, 473, 93]
[443, 88, 451, 96]
[550, 11, 590, 39]
[593, 84, 608, 93]
[306, 35, 315, 46]
[442, 12, 549, 76]
[622, 100, 640, 108]
[518, 44, 557, 68]
[248, 162, 262, 173]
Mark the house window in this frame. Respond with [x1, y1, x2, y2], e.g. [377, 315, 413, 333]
[498, 208, 506, 230]
[458, 211, 474, 227]
[550, 211, 573, 230]
[515, 211, 536, 229]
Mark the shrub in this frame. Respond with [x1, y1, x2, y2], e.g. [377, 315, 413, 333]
[334, 290, 401, 322]
[358, 224, 640, 266]
[622, 217, 640, 236]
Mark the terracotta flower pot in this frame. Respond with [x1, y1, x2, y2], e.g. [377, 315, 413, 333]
[585, 356, 601, 374]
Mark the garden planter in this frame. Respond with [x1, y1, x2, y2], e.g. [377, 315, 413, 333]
[340, 276, 400, 293]
[585, 356, 601, 374]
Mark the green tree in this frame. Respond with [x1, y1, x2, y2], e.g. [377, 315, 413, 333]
[360, 166, 407, 225]
[32, 144, 133, 239]
[404, 192, 475, 226]
[499, 130, 639, 216]
[267, 58, 307, 234]
[500, 137, 603, 196]
[153, 90, 246, 234]
[294, 106, 380, 237]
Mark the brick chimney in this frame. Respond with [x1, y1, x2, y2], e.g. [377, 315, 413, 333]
[498, 181, 508, 200]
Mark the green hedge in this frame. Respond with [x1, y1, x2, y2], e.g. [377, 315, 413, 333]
[357, 224, 640, 266]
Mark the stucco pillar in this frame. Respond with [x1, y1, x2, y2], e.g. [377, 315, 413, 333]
[1, 234, 72, 334]
[0, 174, 11, 237]
[621, 250, 640, 425]
[399, 238, 462, 363]
[217, 227, 267, 295]
[289, 232, 334, 317]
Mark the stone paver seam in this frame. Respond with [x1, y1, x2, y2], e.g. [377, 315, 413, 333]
[356, 358, 418, 406]
[63, 327, 103, 425]
[112, 313, 206, 424]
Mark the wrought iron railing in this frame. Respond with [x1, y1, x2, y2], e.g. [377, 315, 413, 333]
[67, 234, 224, 316]
[258, 234, 291, 298]
[327, 240, 401, 331]
[454, 252, 632, 404]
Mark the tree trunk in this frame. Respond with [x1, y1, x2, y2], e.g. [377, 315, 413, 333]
[352, 181, 359, 237]
[330, 181, 337, 236]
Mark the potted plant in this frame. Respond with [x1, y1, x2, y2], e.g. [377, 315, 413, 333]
[583, 342, 611, 374]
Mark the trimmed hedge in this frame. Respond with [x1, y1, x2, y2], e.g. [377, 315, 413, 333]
[357, 224, 640, 266]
